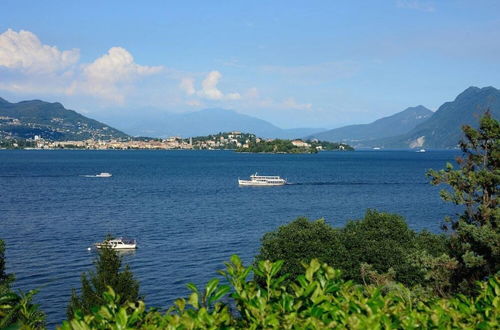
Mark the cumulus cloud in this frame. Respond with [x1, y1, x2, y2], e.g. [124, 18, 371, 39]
[0, 29, 163, 103]
[180, 70, 241, 102]
[0, 29, 79, 74]
[198, 70, 224, 100]
[180, 77, 196, 95]
[70, 47, 163, 102]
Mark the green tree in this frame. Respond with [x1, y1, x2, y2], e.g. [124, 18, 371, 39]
[340, 210, 425, 286]
[0, 239, 45, 329]
[0, 240, 14, 290]
[67, 243, 141, 319]
[427, 112, 499, 291]
[255, 217, 346, 280]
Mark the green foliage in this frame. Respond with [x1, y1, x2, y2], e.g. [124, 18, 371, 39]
[0, 289, 46, 329]
[0, 138, 36, 149]
[306, 140, 354, 151]
[340, 210, 424, 285]
[67, 243, 141, 319]
[256, 217, 346, 281]
[61, 256, 500, 329]
[256, 211, 450, 289]
[0, 239, 45, 329]
[0, 240, 14, 289]
[427, 112, 500, 291]
[237, 139, 318, 153]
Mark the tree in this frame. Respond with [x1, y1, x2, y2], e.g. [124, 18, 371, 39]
[0, 239, 45, 328]
[0, 240, 14, 290]
[255, 217, 346, 281]
[427, 111, 500, 291]
[67, 243, 141, 318]
[339, 210, 426, 286]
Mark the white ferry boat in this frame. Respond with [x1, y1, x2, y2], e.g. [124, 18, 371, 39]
[95, 237, 137, 249]
[238, 173, 287, 186]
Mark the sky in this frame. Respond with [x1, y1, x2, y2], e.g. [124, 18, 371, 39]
[1, 0, 499, 128]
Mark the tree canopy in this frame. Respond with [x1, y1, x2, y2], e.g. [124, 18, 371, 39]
[427, 111, 499, 291]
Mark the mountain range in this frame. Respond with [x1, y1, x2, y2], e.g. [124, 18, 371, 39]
[1, 86, 498, 148]
[0, 98, 128, 141]
[379, 86, 500, 149]
[310, 86, 499, 149]
[95, 108, 325, 139]
[309, 105, 433, 143]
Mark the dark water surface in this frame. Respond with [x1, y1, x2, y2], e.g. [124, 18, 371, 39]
[0, 150, 459, 326]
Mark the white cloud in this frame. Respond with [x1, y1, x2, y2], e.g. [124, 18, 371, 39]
[69, 47, 163, 103]
[396, 0, 435, 12]
[282, 98, 312, 111]
[198, 70, 224, 100]
[0, 29, 163, 103]
[0, 29, 79, 74]
[245, 87, 260, 99]
[180, 70, 241, 102]
[180, 77, 196, 95]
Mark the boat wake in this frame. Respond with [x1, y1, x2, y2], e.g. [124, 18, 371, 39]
[290, 181, 427, 186]
[81, 172, 112, 178]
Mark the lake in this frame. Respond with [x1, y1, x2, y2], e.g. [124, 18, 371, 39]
[0, 150, 459, 326]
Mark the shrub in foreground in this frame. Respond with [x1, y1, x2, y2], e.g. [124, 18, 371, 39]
[61, 255, 500, 329]
[0, 239, 46, 329]
[256, 210, 450, 289]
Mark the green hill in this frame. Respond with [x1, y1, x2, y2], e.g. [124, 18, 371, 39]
[0, 97, 128, 141]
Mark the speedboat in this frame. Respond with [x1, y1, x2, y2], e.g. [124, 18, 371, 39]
[95, 172, 112, 177]
[95, 237, 137, 249]
[238, 173, 287, 186]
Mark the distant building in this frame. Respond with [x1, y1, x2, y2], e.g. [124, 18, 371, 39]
[291, 140, 310, 148]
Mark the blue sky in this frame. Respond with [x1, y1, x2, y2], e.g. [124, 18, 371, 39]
[1, 0, 499, 128]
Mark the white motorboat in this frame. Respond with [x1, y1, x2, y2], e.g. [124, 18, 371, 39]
[95, 172, 112, 177]
[416, 149, 426, 153]
[238, 173, 287, 186]
[95, 237, 137, 249]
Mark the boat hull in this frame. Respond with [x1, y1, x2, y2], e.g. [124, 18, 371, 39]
[95, 243, 137, 249]
[238, 179, 286, 186]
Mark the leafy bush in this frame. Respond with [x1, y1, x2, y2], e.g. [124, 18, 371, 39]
[256, 217, 346, 281]
[255, 211, 450, 288]
[60, 256, 500, 329]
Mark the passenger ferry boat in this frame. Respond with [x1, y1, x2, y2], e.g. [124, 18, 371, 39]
[95, 237, 137, 249]
[238, 173, 287, 186]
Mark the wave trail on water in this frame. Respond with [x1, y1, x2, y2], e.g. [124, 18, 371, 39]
[290, 181, 427, 186]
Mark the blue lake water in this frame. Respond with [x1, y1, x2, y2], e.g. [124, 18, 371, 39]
[0, 150, 459, 326]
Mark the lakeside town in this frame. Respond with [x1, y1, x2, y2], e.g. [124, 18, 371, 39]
[0, 131, 351, 152]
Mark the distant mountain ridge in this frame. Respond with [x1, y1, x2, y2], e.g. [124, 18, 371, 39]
[372, 86, 500, 149]
[309, 105, 433, 143]
[0, 97, 128, 141]
[98, 108, 326, 139]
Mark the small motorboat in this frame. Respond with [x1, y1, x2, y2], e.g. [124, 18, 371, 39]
[95, 237, 137, 249]
[95, 172, 112, 177]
